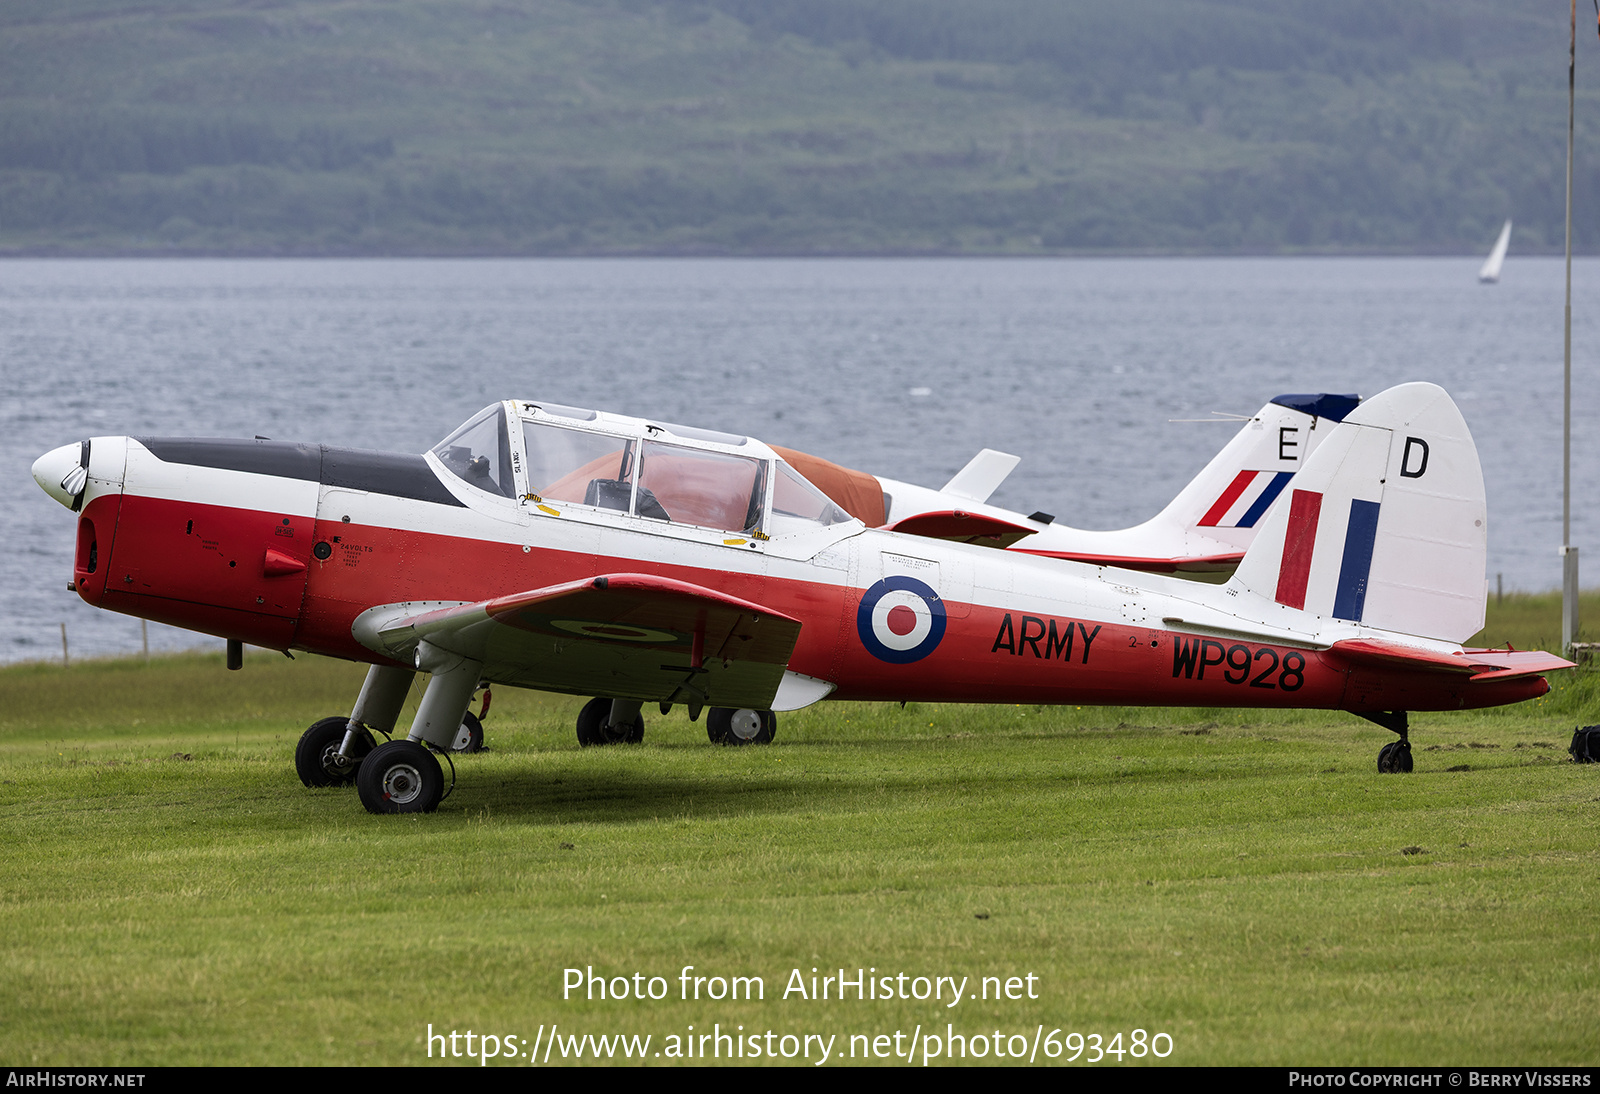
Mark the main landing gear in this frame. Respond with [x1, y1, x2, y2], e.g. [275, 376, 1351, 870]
[1360, 711, 1414, 773]
[291, 647, 485, 814]
[576, 698, 644, 746]
[295, 716, 376, 787]
[452, 710, 485, 754]
[294, 667, 493, 799]
[358, 739, 446, 814]
[706, 707, 777, 746]
[570, 699, 779, 747]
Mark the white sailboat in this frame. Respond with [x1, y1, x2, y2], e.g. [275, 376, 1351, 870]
[1479, 219, 1512, 283]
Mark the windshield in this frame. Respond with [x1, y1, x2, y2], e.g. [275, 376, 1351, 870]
[431, 405, 515, 498]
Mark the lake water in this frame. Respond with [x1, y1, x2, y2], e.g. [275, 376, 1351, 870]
[2, 256, 1595, 663]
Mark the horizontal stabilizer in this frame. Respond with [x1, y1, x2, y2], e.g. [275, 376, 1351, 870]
[1025, 549, 1245, 574]
[940, 448, 1021, 503]
[353, 573, 804, 709]
[886, 509, 1039, 548]
[1162, 615, 1328, 649]
[1330, 638, 1573, 681]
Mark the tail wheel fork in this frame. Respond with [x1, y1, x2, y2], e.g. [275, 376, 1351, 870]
[1360, 711, 1414, 774]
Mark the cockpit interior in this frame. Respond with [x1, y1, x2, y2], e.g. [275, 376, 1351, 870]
[430, 401, 855, 539]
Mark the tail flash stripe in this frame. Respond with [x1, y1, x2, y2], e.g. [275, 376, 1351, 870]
[1198, 469, 1258, 527]
[1274, 489, 1323, 609]
[1235, 470, 1295, 529]
[1332, 499, 1382, 621]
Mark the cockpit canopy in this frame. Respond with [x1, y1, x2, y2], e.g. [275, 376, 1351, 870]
[431, 401, 853, 537]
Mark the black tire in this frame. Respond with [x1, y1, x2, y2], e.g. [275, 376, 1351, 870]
[295, 716, 373, 788]
[1378, 740, 1413, 774]
[576, 697, 644, 747]
[357, 739, 444, 814]
[707, 707, 776, 746]
[450, 711, 485, 754]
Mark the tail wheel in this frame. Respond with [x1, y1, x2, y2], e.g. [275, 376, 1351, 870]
[295, 716, 374, 787]
[450, 711, 485, 754]
[707, 707, 776, 746]
[357, 740, 444, 814]
[576, 697, 644, 747]
[1377, 739, 1413, 773]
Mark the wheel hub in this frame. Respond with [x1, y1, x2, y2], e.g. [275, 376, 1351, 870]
[382, 763, 424, 804]
[320, 742, 354, 776]
[728, 709, 762, 741]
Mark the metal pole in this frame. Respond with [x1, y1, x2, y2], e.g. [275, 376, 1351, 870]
[142, 619, 149, 662]
[60, 622, 68, 668]
[1563, 0, 1580, 657]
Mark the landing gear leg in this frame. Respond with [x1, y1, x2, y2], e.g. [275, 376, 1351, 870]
[404, 643, 484, 751]
[296, 664, 415, 787]
[1360, 711, 1413, 773]
[338, 664, 416, 757]
[356, 643, 479, 814]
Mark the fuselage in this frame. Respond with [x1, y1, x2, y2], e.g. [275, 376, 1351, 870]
[38, 402, 1547, 716]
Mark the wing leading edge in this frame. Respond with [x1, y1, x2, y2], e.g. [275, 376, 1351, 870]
[352, 573, 806, 710]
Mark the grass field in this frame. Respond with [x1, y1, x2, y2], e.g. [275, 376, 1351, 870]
[1, 594, 1597, 1066]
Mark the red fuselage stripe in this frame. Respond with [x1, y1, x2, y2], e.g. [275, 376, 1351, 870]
[84, 489, 1549, 714]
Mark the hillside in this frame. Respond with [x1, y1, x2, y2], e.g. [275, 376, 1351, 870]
[1, 0, 1597, 254]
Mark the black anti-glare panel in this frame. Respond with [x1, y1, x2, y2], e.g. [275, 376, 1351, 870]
[137, 437, 465, 508]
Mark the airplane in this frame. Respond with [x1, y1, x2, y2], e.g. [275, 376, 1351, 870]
[31, 382, 1570, 814]
[775, 392, 1358, 574]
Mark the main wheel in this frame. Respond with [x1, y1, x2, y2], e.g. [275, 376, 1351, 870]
[576, 697, 644, 747]
[450, 711, 485, 754]
[295, 716, 374, 787]
[1377, 739, 1413, 773]
[357, 739, 445, 814]
[706, 707, 776, 746]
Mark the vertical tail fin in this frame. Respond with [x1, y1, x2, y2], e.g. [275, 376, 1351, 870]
[1148, 393, 1359, 554]
[1229, 383, 1486, 643]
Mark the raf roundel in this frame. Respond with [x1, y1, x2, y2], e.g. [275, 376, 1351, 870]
[549, 620, 679, 644]
[856, 576, 947, 664]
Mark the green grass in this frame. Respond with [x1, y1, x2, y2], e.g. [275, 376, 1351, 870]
[1, 596, 1597, 1066]
[1468, 589, 1600, 655]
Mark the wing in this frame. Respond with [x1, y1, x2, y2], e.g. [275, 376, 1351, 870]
[885, 510, 1039, 549]
[353, 573, 805, 709]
